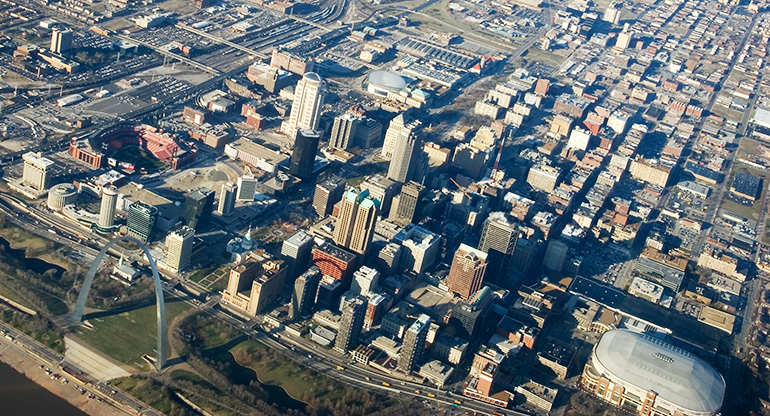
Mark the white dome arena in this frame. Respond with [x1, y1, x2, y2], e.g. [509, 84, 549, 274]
[587, 330, 724, 416]
[367, 70, 412, 96]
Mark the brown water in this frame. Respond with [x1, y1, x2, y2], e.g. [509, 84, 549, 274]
[0, 361, 88, 416]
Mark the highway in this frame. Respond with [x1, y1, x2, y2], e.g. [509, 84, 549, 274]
[116, 35, 221, 76]
[0, 321, 163, 416]
[188, 300, 523, 416]
[175, 24, 269, 60]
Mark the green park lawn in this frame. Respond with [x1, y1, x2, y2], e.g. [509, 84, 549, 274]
[231, 340, 346, 402]
[76, 298, 192, 370]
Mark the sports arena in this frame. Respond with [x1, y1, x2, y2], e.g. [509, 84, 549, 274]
[70, 123, 197, 170]
[581, 330, 724, 416]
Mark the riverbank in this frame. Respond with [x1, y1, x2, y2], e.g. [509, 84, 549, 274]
[0, 338, 134, 416]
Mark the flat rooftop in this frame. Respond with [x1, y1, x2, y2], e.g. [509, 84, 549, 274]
[119, 182, 183, 219]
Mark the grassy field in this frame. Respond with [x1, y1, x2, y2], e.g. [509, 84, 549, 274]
[76, 298, 192, 371]
[189, 264, 219, 283]
[231, 340, 347, 403]
[0, 224, 74, 271]
[111, 146, 165, 171]
[524, 47, 565, 67]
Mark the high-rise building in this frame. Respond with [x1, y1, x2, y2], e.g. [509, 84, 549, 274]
[360, 175, 400, 214]
[544, 239, 568, 272]
[334, 296, 367, 353]
[236, 175, 258, 202]
[603, 2, 621, 25]
[329, 113, 359, 150]
[397, 314, 430, 373]
[364, 293, 387, 330]
[446, 244, 487, 301]
[313, 176, 346, 217]
[164, 226, 195, 273]
[377, 242, 403, 275]
[614, 25, 632, 52]
[449, 286, 494, 339]
[381, 114, 422, 160]
[127, 201, 158, 243]
[452, 143, 489, 180]
[290, 265, 321, 320]
[98, 185, 118, 228]
[184, 187, 214, 231]
[312, 242, 358, 285]
[290, 129, 320, 181]
[51, 29, 72, 54]
[388, 181, 425, 226]
[387, 129, 422, 183]
[22, 152, 54, 191]
[281, 72, 324, 139]
[218, 182, 237, 216]
[353, 117, 382, 148]
[351, 266, 380, 296]
[333, 188, 380, 254]
[567, 127, 592, 151]
[392, 224, 442, 274]
[281, 230, 314, 279]
[478, 213, 518, 285]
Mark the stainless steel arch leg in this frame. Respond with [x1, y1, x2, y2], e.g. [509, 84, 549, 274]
[71, 236, 167, 371]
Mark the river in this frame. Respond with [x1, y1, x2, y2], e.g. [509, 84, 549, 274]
[0, 361, 88, 416]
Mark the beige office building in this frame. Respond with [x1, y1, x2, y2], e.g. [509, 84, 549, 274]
[164, 226, 195, 273]
[281, 72, 324, 139]
[22, 152, 54, 191]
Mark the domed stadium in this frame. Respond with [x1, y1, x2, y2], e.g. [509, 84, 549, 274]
[582, 330, 724, 416]
[366, 70, 413, 96]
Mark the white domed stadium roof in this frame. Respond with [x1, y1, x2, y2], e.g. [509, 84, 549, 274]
[593, 330, 724, 414]
[367, 70, 410, 93]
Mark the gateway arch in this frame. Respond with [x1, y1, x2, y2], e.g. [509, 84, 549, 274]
[72, 236, 167, 370]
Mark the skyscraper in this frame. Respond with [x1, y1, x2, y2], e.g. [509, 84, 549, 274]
[165, 226, 195, 273]
[478, 213, 518, 285]
[360, 175, 399, 214]
[397, 314, 430, 373]
[334, 296, 367, 353]
[333, 189, 380, 255]
[446, 244, 487, 301]
[387, 129, 422, 183]
[388, 181, 425, 226]
[381, 114, 423, 160]
[98, 185, 118, 228]
[290, 265, 321, 320]
[313, 176, 346, 217]
[236, 175, 258, 202]
[329, 113, 359, 150]
[377, 242, 403, 275]
[281, 230, 314, 279]
[51, 29, 72, 54]
[544, 239, 568, 272]
[127, 201, 158, 243]
[184, 187, 214, 231]
[22, 152, 53, 191]
[218, 182, 237, 216]
[392, 224, 442, 274]
[603, 1, 621, 24]
[290, 129, 320, 181]
[281, 72, 324, 139]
